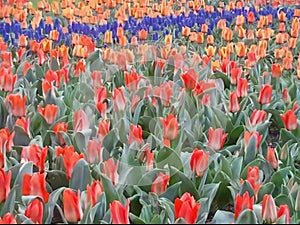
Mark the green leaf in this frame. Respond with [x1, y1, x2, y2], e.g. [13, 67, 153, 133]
[132, 100, 144, 125]
[70, 159, 92, 192]
[74, 129, 92, 152]
[169, 166, 200, 200]
[0, 187, 16, 216]
[213, 71, 230, 89]
[138, 169, 165, 192]
[225, 126, 244, 146]
[46, 170, 69, 190]
[257, 183, 275, 203]
[244, 135, 257, 165]
[44, 187, 65, 224]
[91, 194, 107, 222]
[13, 126, 30, 146]
[129, 214, 146, 224]
[274, 195, 293, 216]
[270, 167, 291, 186]
[100, 174, 119, 205]
[235, 209, 258, 224]
[279, 129, 297, 145]
[159, 182, 181, 201]
[231, 157, 243, 180]
[211, 210, 234, 224]
[49, 57, 60, 71]
[102, 129, 118, 155]
[13, 162, 33, 200]
[156, 147, 183, 171]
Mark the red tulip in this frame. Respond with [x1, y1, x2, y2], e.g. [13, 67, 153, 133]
[73, 109, 90, 132]
[15, 117, 31, 137]
[0, 128, 14, 152]
[236, 78, 248, 98]
[234, 192, 254, 220]
[262, 194, 277, 223]
[22, 173, 50, 203]
[110, 199, 130, 224]
[190, 148, 210, 177]
[86, 180, 103, 208]
[281, 88, 291, 104]
[63, 188, 83, 222]
[0, 168, 11, 203]
[0, 51, 12, 68]
[25, 198, 44, 224]
[0, 72, 17, 92]
[229, 91, 240, 113]
[174, 192, 201, 224]
[192, 80, 215, 97]
[102, 158, 119, 185]
[181, 68, 198, 90]
[37, 104, 58, 124]
[21, 145, 48, 172]
[56, 145, 85, 179]
[230, 67, 242, 85]
[244, 131, 263, 153]
[153, 81, 173, 107]
[250, 110, 267, 125]
[128, 124, 143, 146]
[97, 119, 110, 141]
[95, 86, 107, 116]
[151, 172, 170, 195]
[160, 114, 179, 146]
[5, 94, 27, 117]
[271, 63, 283, 78]
[201, 93, 211, 106]
[245, 166, 261, 197]
[91, 71, 102, 89]
[266, 147, 278, 169]
[112, 87, 126, 112]
[280, 110, 298, 131]
[53, 122, 68, 146]
[87, 139, 102, 164]
[258, 85, 272, 104]
[277, 204, 290, 224]
[207, 127, 228, 151]
[124, 70, 142, 91]
[0, 213, 17, 224]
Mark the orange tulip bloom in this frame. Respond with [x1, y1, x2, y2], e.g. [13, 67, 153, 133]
[201, 23, 208, 33]
[104, 31, 113, 44]
[257, 40, 267, 58]
[207, 35, 214, 45]
[271, 63, 283, 78]
[278, 22, 286, 33]
[138, 29, 148, 40]
[222, 27, 233, 41]
[247, 11, 255, 23]
[49, 30, 59, 41]
[278, 11, 286, 22]
[235, 15, 245, 26]
[205, 46, 216, 57]
[235, 42, 247, 58]
[217, 19, 226, 29]
[283, 56, 293, 70]
[165, 34, 172, 45]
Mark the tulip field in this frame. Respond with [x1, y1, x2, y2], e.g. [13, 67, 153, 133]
[1, 0, 300, 223]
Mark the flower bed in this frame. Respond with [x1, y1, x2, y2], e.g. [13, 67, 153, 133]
[0, 0, 300, 224]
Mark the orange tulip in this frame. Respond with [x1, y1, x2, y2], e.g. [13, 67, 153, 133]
[165, 34, 172, 45]
[182, 26, 191, 37]
[247, 11, 255, 23]
[205, 46, 216, 57]
[138, 29, 148, 40]
[222, 27, 233, 41]
[235, 42, 247, 58]
[49, 30, 59, 41]
[257, 40, 267, 58]
[278, 11, 286, 22]
[271, 63, 283, 78]
[206, 35, 214, 45]
[235, 15, 245, 26]
[201, 23, 208, 33]
[104, 31, 113, 44]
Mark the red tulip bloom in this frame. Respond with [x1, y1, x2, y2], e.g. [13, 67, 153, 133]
[25, 198, 44, 224]
[266, 147, 278, 169]
[160, 114, 179, 146]
[258, 85, 272, 104]
[95, 86, 107, 116]
[250, 110, 267, 126]
[174, 192, 201, 224]
[86, 180, 103, 208]
[244, 131, 263, 153]
[181, 68, 198, 90]
[37, 104, 58, 124]
[73, 109, 90, 132]
[97, 119, 110, 142]
[243, 166, 261, 197]
[151, 172, 170, 195]
[110, 199, 130, 224]
[0, 52, 12, 68]
[271, 63, 283, 78]
[0, 128, 14, 152]
[91, 71, 102, 89]
[124, 70, 142, 91]
[0, 72, 17, 92]
[21, 145, 48, 172]
[128, 124, 143, 146]
[230, 67, 242, 85]
[236, 78, 248, 98]
[281, 88, 291, 104]
[87, 139, 102, 164]
[229, 91, 240, 113]
[53, 122, 68, 146]
[112, 87, 126, 112]
[15, 117, 31, 137]
[234, 192, 254, 220]
[22, 173, 50, 203]
[277, 205, 290, 224]
[280, 110, 298, 131]
[0, 168, 11, 203]
[63, 189, 83, 223]
[102, 158, 119, 185]
[190, 148, 210, 177]
[0, 213, 17, 224]
[153, 81, 173, 107]
[262, 194, 277, 223]
[5, 94, 27, 117]
[56, 145, 85, 179]
[207, 128, 228, 151]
